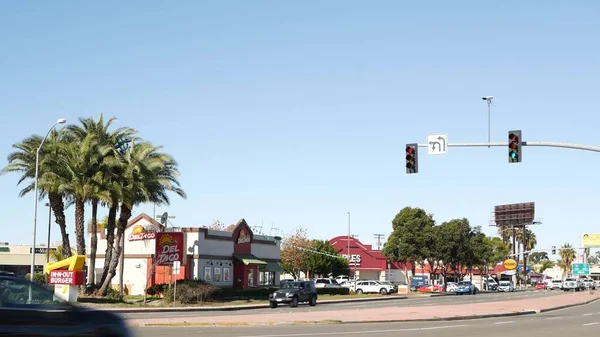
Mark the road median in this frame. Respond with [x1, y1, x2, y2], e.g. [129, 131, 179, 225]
[130, 291, 600, 327]
[92, 294, 409, 313]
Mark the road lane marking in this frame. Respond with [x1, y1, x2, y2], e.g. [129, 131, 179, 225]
[584, 313, 593, 316]
[583, 322, 599, 326]
[494, 321, 515, 325]
[234, 324, 471, 337]
[546, 317, 562, 320]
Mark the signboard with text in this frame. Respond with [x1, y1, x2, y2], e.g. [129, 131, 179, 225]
[342, 254, 362, 266]
[129, 225, 157, 241]
[49, 270, 85, 285]
[572, 263, 590, 275]
[155, 232, 185, 266]
[582, 233, 600, 248]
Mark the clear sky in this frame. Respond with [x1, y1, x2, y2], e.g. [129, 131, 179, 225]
[1, 1, 599, 257]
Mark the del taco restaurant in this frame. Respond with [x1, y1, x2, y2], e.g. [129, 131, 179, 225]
[328, 236, 409, 283]
[89, 213, 283, 295]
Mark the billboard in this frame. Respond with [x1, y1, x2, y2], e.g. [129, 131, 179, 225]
[155, 232, 186, 266]
[582, 233, 600, 248]
[494, 202, 535, 227]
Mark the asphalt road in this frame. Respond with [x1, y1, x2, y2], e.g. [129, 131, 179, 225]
[132, 295, 600, 337]
[121, 290, 559, 320]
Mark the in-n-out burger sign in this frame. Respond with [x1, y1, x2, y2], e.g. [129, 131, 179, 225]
[155, 232, 184, 266]
[48, 270, 85, 285]
[129, 225, 156, 241]
[342, 254, 361, 265]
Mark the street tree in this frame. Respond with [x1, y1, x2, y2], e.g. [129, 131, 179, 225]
[538, 260, 555, 273]
[382, 207, 435, 285]
[467, 229, 494, 289]
[437, 218, 472, 282]
[280, 227, 311, 279]
[203, 220, 226, 231]
[528, 252, 549, 264]
[304, 240, 349, 277]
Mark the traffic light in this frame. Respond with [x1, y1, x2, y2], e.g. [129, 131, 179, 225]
[405, 143, 418, 174]
[508, 130, 522, 163]
[552, 246, 556, 255]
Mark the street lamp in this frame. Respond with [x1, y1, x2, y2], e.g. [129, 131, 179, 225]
[30, 118, 66, 290]
[45, 202, 52, 263]
[482, 96, 493, 148]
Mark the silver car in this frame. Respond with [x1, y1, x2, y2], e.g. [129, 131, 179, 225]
[497, 280, 514, 292]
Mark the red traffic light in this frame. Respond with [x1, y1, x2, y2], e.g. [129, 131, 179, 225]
[509, 133, 519, 142]
[406, 146, 414, 154]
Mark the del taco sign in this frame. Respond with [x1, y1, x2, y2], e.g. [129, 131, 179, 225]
[155, 232, 185, 266]
[503, 258, 517, 270]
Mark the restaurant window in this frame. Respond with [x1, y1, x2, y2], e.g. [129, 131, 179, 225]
[259, 271, 275, 286]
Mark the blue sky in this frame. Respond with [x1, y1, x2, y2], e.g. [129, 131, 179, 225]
[0, 1, 598, 257]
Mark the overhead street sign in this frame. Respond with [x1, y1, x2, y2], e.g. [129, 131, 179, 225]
[427, 134, 447, 155]
[572, 263, 590, 275]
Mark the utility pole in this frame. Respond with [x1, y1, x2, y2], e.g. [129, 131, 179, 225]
[373, 234, 385, 250]
[482, 96, 493, 148]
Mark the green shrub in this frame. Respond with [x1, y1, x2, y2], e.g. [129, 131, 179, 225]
[316, 287, 350, 295]
[164, 280, 219, 304]
[146, 283, 168, 296]
[25, 272, 48, 285]
[105, 287, 123, 301]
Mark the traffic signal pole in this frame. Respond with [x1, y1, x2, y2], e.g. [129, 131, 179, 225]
[413, 141, 600, 153]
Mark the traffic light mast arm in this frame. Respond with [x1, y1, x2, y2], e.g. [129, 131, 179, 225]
[414, 141, 600, 153]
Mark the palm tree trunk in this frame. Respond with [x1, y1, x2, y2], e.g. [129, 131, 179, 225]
[99, 204, 118, 287]
[98, 204, 132, 296]
[88, 199, 99, 286]
[74, 198, 86, 256]
[48, 192, 72, 258]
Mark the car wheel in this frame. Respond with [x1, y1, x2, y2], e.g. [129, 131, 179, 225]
[380, 288, 388, 295]
[290, 296, 299, 308]
[356, 289, 363, 294]
[269, 301, 277, 309]
[309, 296, 317, 306]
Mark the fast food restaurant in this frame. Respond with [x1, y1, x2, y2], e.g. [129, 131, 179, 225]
[89, 213, 283, 295]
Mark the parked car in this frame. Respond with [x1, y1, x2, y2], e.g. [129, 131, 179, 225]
[269, 280, 318, 308]
[563, 278, 583, 291]
[445, 282, 458, 292]
[314, 278, 341, 288]
[535, 282, 547, 290]
[497, 280, 514, 292]
[353, 280, 396, 294]
[582, 279, 596, 290]
[455, 281, 477, 295]
[0, 274, 131, 336]
[417, 284, 443, 293]
[548, 279, 563, 290]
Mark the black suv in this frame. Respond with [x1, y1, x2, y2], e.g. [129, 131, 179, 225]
[0, 274, 131, 336]
[269, 280, 317, 308]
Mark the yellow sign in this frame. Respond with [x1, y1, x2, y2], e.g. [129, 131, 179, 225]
[582, 233, 600, 248]
[503, 259, 517, 270]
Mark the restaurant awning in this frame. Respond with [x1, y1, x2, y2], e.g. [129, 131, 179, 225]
[260, 261, 284, 273]
[233, 254, 267, 266]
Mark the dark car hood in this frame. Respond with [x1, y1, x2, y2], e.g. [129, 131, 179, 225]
[274, 289, 299, 295]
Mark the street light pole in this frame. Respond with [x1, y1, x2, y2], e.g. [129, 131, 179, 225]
[45, 202, 52, 263]
[29, 118, 66, 301]
[482, 96, 493, 148]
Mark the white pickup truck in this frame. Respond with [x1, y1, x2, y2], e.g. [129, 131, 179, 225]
[562, 278, 583, 291]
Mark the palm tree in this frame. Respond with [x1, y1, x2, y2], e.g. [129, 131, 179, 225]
[65, 114, 136, 286]
[97, 141, 186, 296]
[1, 131, 73, 258]
[558, 243, 576, 278]
[49, 246, 76, 262]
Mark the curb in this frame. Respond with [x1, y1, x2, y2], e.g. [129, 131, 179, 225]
[429, 289, 530, 297]
[100, 295, 409, 313]
[132, 296, 600, 327]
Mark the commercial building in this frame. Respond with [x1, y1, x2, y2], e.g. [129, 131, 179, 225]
[328, 236, 409, 283]
[89, 213, 283, 295]
[0, 242, 58, 275]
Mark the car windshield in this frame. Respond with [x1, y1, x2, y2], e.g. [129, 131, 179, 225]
[565, 278, 575, 281]
[458, 281, 470, 285]
[280, 282, 300, 289]
[499, 281, 511, 286]
[552, 280, 561, 283]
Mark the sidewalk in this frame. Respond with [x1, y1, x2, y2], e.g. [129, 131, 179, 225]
[130, 291, 600, 326]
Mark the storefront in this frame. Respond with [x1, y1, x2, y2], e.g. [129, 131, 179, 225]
[89, 213, 283, 295]
[0, 243, 58, 275]
[328, 236, 409, 284]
